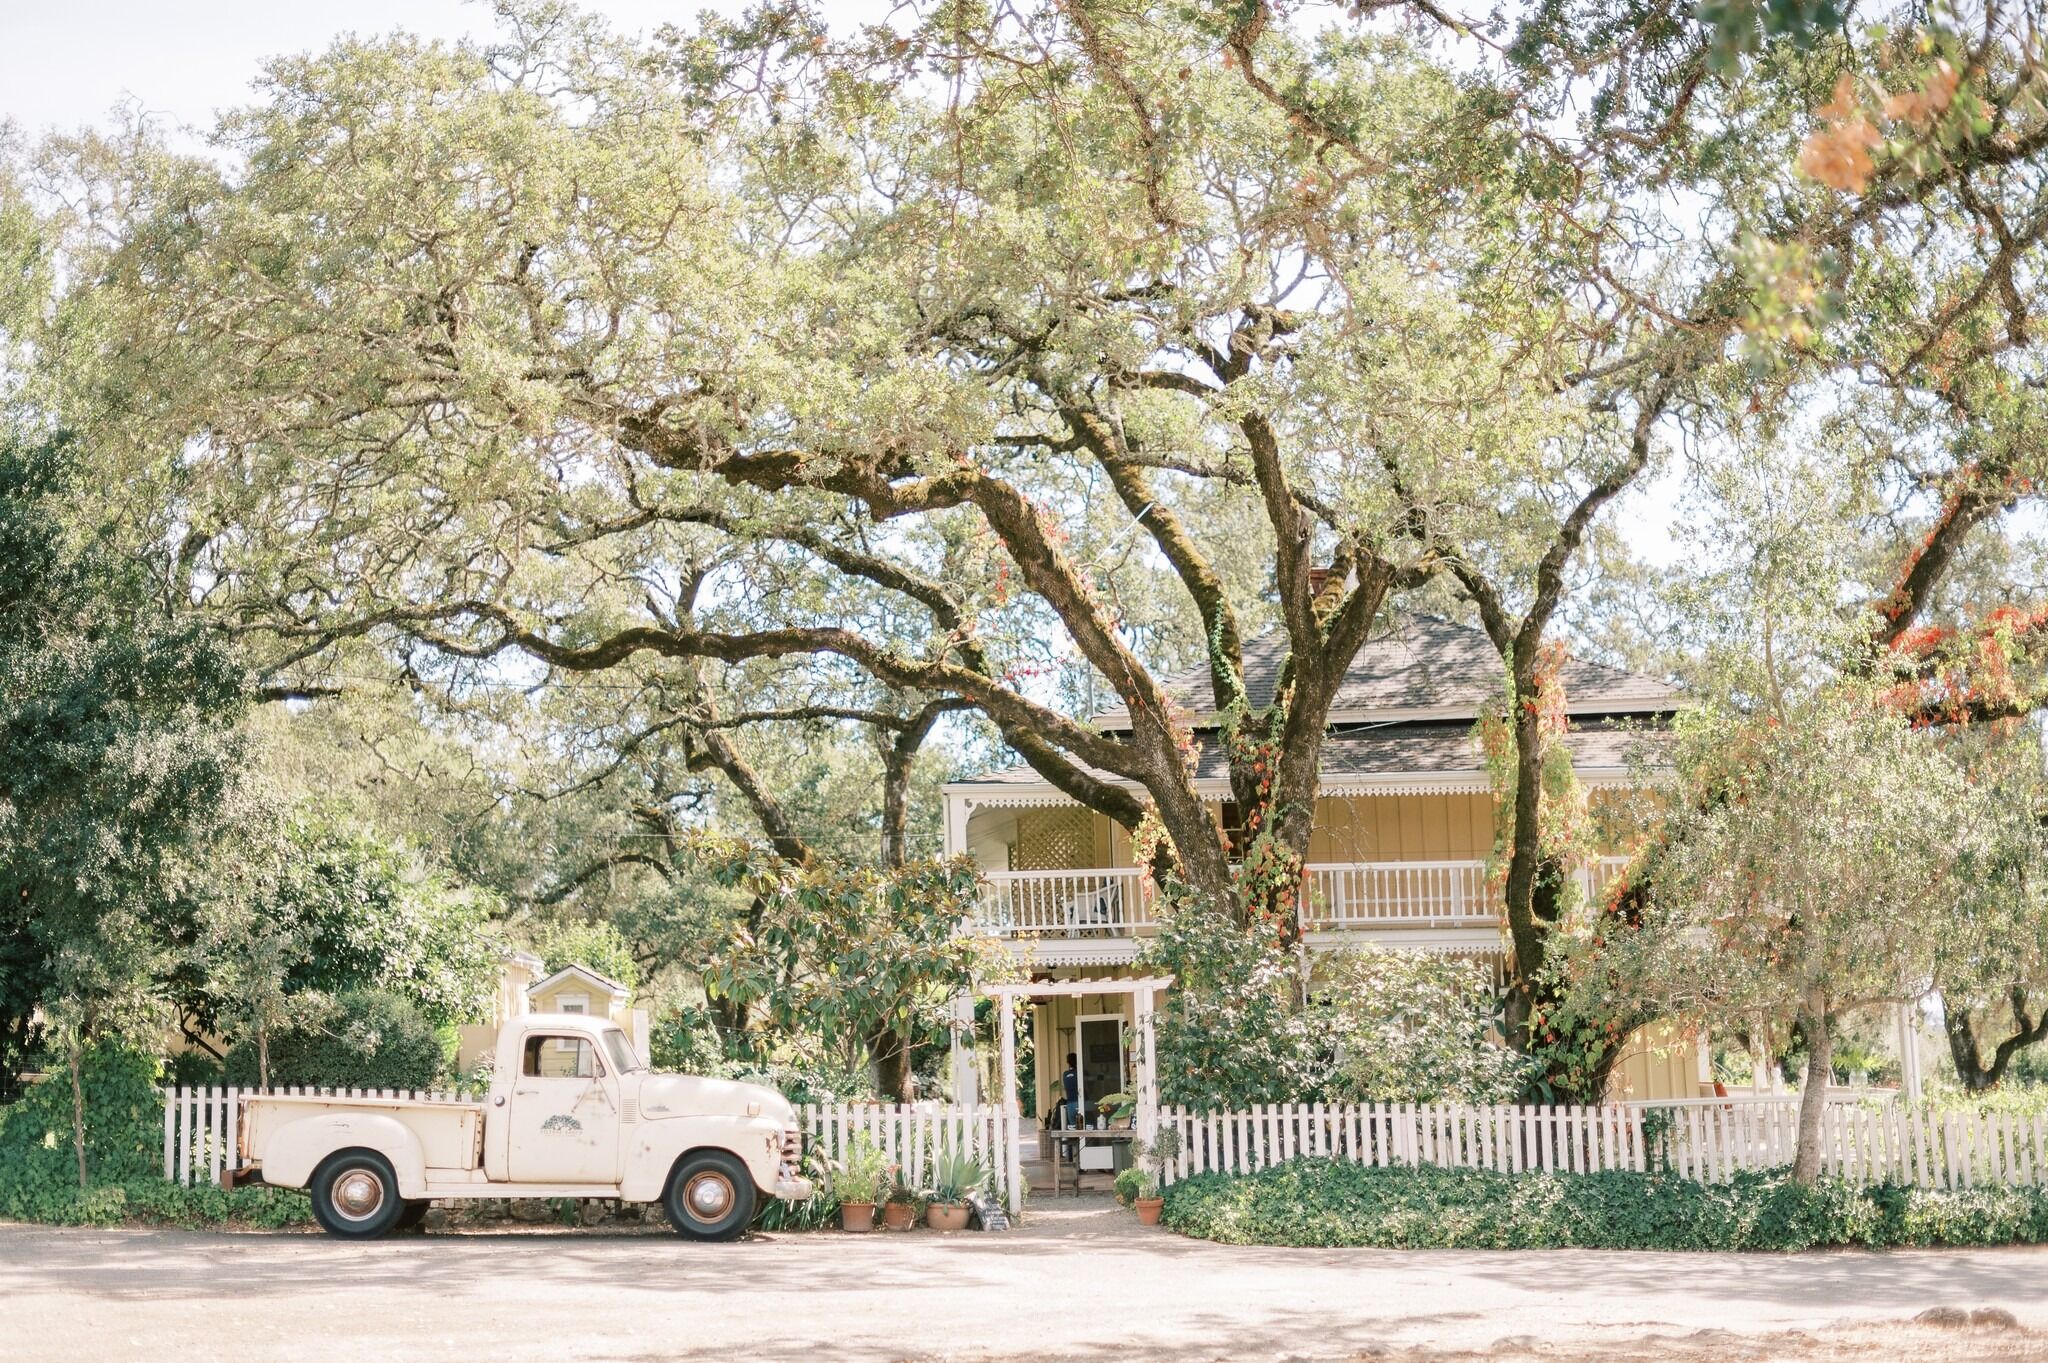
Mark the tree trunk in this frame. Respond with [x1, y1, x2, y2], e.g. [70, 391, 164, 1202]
[257, 1026, 270, 1091]
[1792, 1005, 1833, 1185]
[1941, 988, 2048, 1091]
[1501, 686, 1549, 1036]
[68, 1045, 88, 1191]
[866, 1022, 914, 1103]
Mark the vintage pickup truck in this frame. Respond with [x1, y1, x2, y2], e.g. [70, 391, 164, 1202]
[228, 1013, 811, 1239]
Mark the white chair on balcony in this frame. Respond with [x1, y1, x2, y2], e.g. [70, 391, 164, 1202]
[1062, 881, 1120, 937]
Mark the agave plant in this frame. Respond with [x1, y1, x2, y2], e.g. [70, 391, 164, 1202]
[927, 1148, 987, 1206]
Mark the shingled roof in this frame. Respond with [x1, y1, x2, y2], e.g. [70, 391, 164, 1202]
[955, 717, 1668, 789]
[1089, 614, 1677, 730]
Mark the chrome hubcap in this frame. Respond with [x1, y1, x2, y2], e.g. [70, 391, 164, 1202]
[334, 1169, 386, 1221]
[686, 1172, 734, 1219]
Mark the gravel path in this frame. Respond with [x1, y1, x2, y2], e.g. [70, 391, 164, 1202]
[6, 1197, 2048, 1362]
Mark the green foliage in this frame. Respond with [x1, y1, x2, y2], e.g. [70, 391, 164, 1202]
[1163, 1158, 2048, 1251]
[1114, 1165, 1147, 1207]
[0, 1044, 163, 1213]
[828, 1134, 890, 1204]
[698, 840, 1001, 1091]
[525, 917, 639, 992]
[270, 820, 502, 1027]
[1321, 947, 1539, 1104]
[1141, 899, 1328, 1108]
[0, 1042, 309, 1227]
[225, 988, 449, 1090]
[0, 430, 246, 1104]
[926, 1149, 986, 1205]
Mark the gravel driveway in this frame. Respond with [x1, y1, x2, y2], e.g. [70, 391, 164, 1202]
[7, 1197, 2048, 1362]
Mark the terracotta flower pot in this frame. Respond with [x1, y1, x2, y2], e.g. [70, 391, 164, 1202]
[882, 1201, 917, 1231]
[926, 1202, 971, 1232]
[1133, 1196, 1164, 1226]
[839, 1201, 877, 1233]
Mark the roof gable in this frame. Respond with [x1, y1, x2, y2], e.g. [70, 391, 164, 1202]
[527, 963, 631, 1000]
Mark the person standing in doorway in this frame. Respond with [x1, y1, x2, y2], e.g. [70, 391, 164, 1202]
[1061, 1052, 1080, 1128]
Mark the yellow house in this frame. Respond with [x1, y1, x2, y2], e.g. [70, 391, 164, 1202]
[941, 615, 1704, 1115]
[456, 954, 648, 1073]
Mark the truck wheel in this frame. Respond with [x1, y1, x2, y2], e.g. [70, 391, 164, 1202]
[664, 1151, 755, 1241]
[310, 1151, 405, 1239]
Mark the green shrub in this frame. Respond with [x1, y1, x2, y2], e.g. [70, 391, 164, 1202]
[1161, 1158, 2048, 1251]
[0, 1042, 312, 1229]
[1114, 1166, 1147, 1206]
[225, 988, 448, 1090]
[0, 1044, 165, 1221]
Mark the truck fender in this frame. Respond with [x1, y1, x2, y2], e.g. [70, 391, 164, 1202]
[619, 1116, 783, 1203]
[260, 1112, 430, 1198]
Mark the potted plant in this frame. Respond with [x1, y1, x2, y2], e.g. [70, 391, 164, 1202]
[881, 1165, 920, 1231]
[1129, 1128, 1180, 1227]
[831, 1134, 888, 1233]
[1097, 1091, 1136, 1127]
[1112, 1166, 1146, 1207]
[924, 1149, 984, 1231]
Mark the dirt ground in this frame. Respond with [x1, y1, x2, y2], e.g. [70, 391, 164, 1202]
[6, 1196, 2048, 1362]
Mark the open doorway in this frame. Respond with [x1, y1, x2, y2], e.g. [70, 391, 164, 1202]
[1074, 1014, 1126, 1123]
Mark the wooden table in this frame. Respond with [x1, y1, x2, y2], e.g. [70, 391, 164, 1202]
[1047, 1128, 1135, 1197]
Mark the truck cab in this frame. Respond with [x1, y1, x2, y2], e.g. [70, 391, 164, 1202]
[236, 1013, 811, 1240]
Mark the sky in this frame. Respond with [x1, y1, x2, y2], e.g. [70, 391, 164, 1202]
[0, 2, 735, 139]
[0, 0, 1693, 567]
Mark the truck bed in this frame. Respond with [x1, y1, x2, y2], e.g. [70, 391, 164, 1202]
[241, 1093, 485, 1173]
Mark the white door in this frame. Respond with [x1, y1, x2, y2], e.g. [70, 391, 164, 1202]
[508, 1031, 621, 1183]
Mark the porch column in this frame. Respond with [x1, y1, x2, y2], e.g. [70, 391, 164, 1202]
[948, 993, 979, 1106]
[997, 992, 1021, 1212]
[1134, 983, 1159, 1148]
[942, 792, 969, 858]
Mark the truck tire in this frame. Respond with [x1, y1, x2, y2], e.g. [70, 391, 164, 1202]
[310, 1150, 406, 1239]
[663, 1151, 756, 1241]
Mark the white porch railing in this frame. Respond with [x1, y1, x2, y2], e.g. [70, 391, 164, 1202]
[1579, 855, 1632, 904]
[974, 868, 1153, 937]
[976, 857, 1640, 939]
[1303, 861, 1494, 927]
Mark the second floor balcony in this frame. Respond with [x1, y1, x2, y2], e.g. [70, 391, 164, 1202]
[970, 857, 1632, 948]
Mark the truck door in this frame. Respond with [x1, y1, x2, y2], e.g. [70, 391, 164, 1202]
[508, 1031, 621, 1184]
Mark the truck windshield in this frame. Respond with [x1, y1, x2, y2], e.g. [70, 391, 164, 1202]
[601, 1027, 644, 1075]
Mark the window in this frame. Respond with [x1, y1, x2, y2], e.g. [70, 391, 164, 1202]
[600, 1027, 643, 1075]
[523, 1035, 600, 1079]
[554, 993, 590, 1050]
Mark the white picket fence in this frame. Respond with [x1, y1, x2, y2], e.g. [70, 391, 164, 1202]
[159, 1085, 491, 1188]
[161, 1086, 1017, 1207]
[1161, 1098, 2048, 1192]
[1164, 1102, 1652, 1181]
[795, 1102, 1018, 1207]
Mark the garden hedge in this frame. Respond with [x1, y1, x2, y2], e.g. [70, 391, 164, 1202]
[0, 1044, 310, 1229]
[1162, 1157, 2048, 1251]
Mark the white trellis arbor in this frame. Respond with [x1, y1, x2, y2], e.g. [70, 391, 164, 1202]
[952, 976, 1174, 1209]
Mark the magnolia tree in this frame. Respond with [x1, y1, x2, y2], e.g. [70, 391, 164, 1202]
[695, 838, 1006, 1100]
[1595, 691, 1983, 1182]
